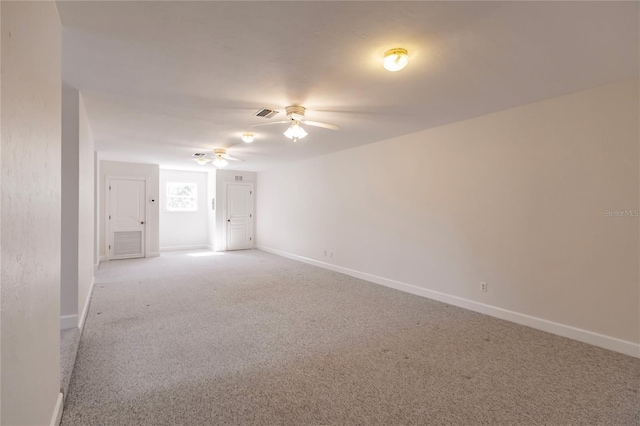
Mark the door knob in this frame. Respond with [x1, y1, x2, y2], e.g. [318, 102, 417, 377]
[140, 221, 145, 225]
[227, 219, 231, 222]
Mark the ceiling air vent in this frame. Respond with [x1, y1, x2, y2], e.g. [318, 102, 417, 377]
[192, 153, 206, 157]
[253, 108, 279, 119]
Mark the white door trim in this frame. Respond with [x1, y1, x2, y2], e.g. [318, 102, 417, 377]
[223, 182, 254, 251]
[105, 175, 150, 260]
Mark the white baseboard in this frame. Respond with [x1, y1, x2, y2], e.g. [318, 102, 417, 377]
[60, 315, 78, 330]
[256, 245, 640, 358]
[99, 255, 108, 262]
[206, 245, 215, 251]
[79, 277, 95, 332]
[50, 392, 63, 426]
[160, 245, 207, 252]
[147, 251, 160, 258]
[94, 261, 100, 273]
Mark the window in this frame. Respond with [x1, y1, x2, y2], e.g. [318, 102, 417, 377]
[166, 182, 198, 211]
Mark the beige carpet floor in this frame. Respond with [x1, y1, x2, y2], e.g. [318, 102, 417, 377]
[62, 249, 639, 425]
[60, 327, 81, 398]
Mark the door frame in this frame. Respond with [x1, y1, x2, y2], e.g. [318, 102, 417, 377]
[105, 175, 150, 260]
[223, 182, 254, 251]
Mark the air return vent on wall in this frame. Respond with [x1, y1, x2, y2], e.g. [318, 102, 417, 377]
[114, 231, 142, 257]
[253, 108, 279, 119]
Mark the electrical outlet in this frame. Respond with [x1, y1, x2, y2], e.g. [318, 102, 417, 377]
[323, 250, 327, 257]
[480, 282, 488, 292]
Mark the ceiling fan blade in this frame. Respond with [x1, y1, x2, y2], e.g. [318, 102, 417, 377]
[251, 121, 290, 128]
[302, 120, 339, 130]
[221, 154, 243, 162]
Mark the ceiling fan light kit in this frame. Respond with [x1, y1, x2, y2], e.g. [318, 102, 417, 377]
[383, 48, 409, 72]
[283, 120, 308, 142]
[212, 148, 243, 168]
[251, 105, 339, 142]
[191, 148, 243, 168]
[213, 157, 229, 168]
[241, 133, 254, 143]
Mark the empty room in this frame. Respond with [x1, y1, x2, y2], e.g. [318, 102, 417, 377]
[1, 1, 639, 425]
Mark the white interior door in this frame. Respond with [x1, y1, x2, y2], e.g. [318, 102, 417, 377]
[108, 178, 146, 259]
[226, 183, 253, 251]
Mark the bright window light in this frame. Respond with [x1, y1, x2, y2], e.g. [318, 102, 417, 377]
[166, 182, 198, 212]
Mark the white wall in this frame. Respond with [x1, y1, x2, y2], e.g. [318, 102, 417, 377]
[159, 169, 209, 251]
[61, 84, 80, 325]
[99, 160, 160, 259]
[94, 151, 100, 269]
[1, 1, 63, 424]
[78, 94, 95, 327]
[257, 78, 639, 356]
[215, 169, 256, 251]
[207, 170, 216, 250]
[61, 87, 95, 330]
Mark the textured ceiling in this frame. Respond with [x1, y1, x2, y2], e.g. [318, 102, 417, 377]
[57, 1, 639, 172]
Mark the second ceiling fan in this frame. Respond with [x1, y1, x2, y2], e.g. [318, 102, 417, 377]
[193, 148, 242, 168]
[252, 106, 339, 142]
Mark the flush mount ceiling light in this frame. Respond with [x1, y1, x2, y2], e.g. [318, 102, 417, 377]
[283, 120, 308, 142]
[383, 48, 409, 72]
[241, 133, 254, 143]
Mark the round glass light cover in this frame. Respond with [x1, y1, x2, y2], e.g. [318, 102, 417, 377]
[213, 157, 228, 168]
[383, 48, 409, 72]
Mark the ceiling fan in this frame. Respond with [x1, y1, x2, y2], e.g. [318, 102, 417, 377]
[252, 106, 339, 142]
[193, 148, 242, 168]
